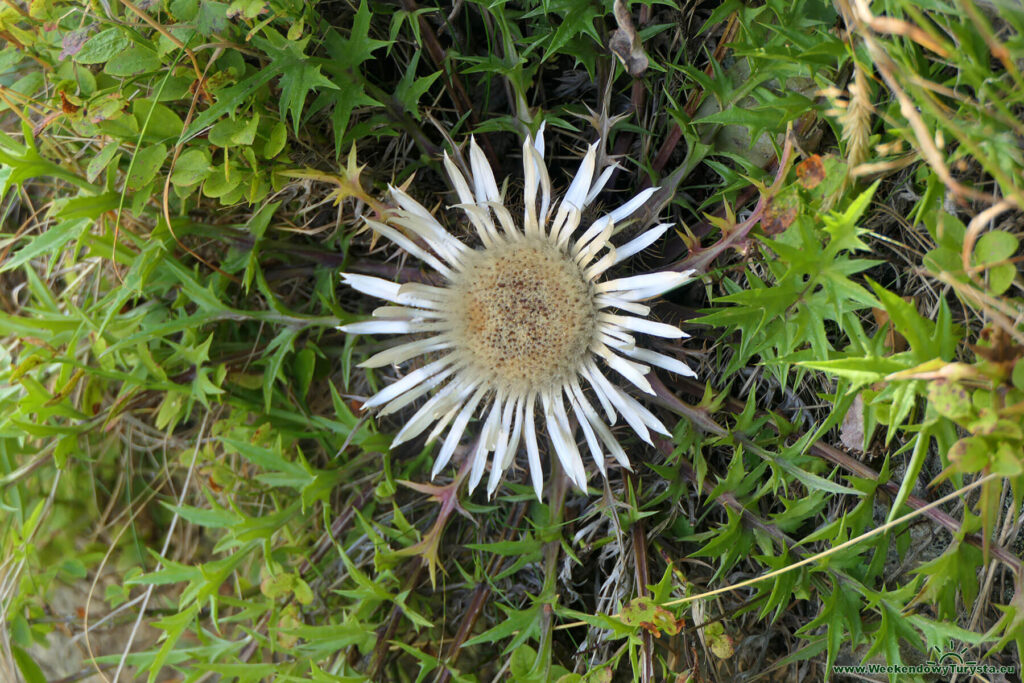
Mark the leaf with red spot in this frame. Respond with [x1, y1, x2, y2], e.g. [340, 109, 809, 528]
[762, 185, 799, 235]
[796, 153, 826, 189]
[620, 596, 683, 637]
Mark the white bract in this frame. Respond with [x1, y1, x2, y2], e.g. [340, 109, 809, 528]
[340, 125, 696, 499]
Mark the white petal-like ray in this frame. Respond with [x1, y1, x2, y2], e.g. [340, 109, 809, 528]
[526, 145, 552, 234]
[469, 137, 501, 205]
[614, 223, 673, 264]
[390, 213, 465, 267]
[612, 343, 698, 378]
[390, 375, 470, 445]
[607, 186, 658, 224]
[339, 319, 446, 335]
[584, 248, 617, 280]
[542, 392, 584, 490]
[360, 335, 451, 369]
[588, 409, 631, 470]
[380, 362, 462, 416]
[572, 216, 612, 259]
[617, 388, 672, 437]
[600, 313, 686, 339]
[562, 141, 598, 212]
[593, 295, 650, 316]
[397, 282, 454, 307]
[522, 136, 540, 236]
[569, 379, 629, 471]
[576, 367, 615, 425]
[486, 201, 519, 237]
[370, 305, 444, 320]
[524, 393, 543, 500]
[595, 345, 654, 395]
[469, 396, 502, 491]
[443, 151, 476, 206]
[362, 355, 456, 411]
[342, 273, 446, 309]
[433, 385, 489, 476]
[546, 391, 588, 489]
[597, 270, 695, 300]
[363, 219, 455, 280]
[504, 398, 524, 469]
[582, 362, 651, 445]
[597, 327, 636, 349]
[585, 164, 615, 206]
[456, 203, 499, 247]
[566, 385, 605, 476]
[486, 396, 516, 496]
[425, 401, 465, 450]
[551, 142, 598, 245]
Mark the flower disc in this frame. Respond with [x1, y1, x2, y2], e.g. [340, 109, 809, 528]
[449, 237, 597, 394]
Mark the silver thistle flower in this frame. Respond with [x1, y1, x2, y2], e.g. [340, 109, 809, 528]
[340, 125, 696, 499]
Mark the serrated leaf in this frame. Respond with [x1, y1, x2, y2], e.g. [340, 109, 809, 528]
[394, 52, 441, 120]
[798, 356, 909, 386]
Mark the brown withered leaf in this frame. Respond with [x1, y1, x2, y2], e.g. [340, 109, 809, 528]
[872, 305, 908, 352]
[610, 0, 648, 77]
[796, 153, 825, 189]
[60, 91, 80, 115]
[839, 393, 865, 452]
[59, 27, 90, 60]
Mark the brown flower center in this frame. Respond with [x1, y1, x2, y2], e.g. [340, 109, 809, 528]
[449, 237, 597, 393]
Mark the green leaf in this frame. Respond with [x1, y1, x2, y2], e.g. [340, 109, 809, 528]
[974, 230, 1018, 265]
[394, 52, 441, 120]
[126, 143, 167, 190]
[76, 27, 131, 64]
[329, 0, 388, 71]
[179, 67, 280, 144]
[105, 46, 161, 76]
[0, 218, 90, 273]
[868, 279, 939, 357]
[162, 501, 241, 528]
[148, 604, 200, 683]
[928, 381, 972, 420]
[133, 99, 184, 141]
[208, 114, 260, 148]
[822, 181, 877, 253]
[11, 646, 46, 683]
[170, 148, 213, 186]
[86, 142, 120, 182]
[222, 437, 312, 489]
[263, 120, 287, 158]
[196, 1, 230, 36]
[973, 230, 1018, 294]
[253, 31, 339, 133]
[542, 0, 603, 60]
[294, 347, 316, 400]
[202, 162, 243, 198]
[287, 620, 376, 657]
[798, 356, 908, 386]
